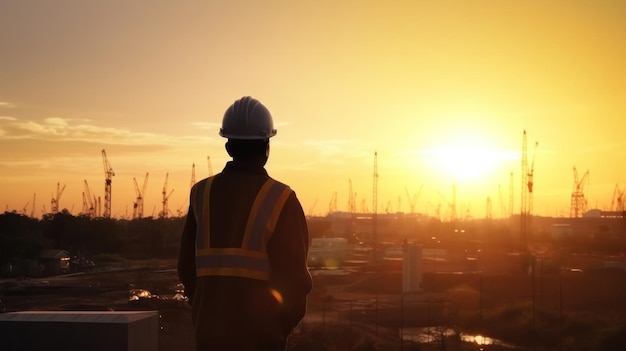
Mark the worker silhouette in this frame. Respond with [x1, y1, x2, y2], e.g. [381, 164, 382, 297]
[178, 96, 312, 350]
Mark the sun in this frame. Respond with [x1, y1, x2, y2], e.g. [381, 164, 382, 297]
[422, 131, 514, 182]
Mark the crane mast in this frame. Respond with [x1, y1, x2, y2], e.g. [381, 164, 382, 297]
[101, 149, 115, 218]
[520, 130, 537, 245]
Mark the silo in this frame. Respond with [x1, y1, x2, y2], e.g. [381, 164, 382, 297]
[402, 242, 423, 293]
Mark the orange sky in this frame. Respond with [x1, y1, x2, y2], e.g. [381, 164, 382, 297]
[1, 0, 625, 220]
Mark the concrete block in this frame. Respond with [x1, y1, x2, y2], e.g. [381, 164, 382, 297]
[0, 310, 159, 351]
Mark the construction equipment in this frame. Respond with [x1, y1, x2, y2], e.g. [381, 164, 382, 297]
[101, 149, 115, 218]
[570, 166, 590, 218]
[405, 184, 423, 214]
[348, 179, 356, 214]
[611, 184, 625, 212]
[159, 173, 174, 218]
[190, 163, 196, 190]
[82, 180, 96, 217]
[437, 183, 457, 222]
[520, 130, 538, 245]
[50, 182, 66, 214]
[30, 193, 36, 218]
[373, 151, 378, 215]
[132, 172, 149, 219]
[328, 191, 337, 215]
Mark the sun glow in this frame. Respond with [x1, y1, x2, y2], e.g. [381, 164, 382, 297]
[422, 131, 516, 182]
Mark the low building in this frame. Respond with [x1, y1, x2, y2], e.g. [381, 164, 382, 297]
[38, 249, 71, 276]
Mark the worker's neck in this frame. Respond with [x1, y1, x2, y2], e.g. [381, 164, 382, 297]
[232, 156, 267, 167]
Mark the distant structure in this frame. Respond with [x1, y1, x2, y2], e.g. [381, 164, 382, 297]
[101, 149, 115, 218]
[570, 166, 590, 218]
[159, 173, 174, 218]
[611, 184, 625, 212]
[132, 172, 149, 219]
[520, 130, 538, 244]
[82, 180, 93, 217]
[207, 155, 213, 176]
[190, 163, 196, 190]
[50, 182, 66, 214]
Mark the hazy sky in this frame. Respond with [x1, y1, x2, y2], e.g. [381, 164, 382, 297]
[1, 0, 625, 220]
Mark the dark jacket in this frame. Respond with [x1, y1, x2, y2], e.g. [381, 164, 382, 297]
[177, 160, 312, 348]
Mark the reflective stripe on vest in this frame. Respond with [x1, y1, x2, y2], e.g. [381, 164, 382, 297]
[195, 177, 292, 280]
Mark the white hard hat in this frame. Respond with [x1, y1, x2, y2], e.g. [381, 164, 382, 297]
[219, 96, 277, 139]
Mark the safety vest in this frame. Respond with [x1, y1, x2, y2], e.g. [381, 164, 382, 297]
[193, 176, 293, 281]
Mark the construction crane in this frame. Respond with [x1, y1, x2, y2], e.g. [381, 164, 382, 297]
[611, 184, 625, 212]
[190, 163, 196, 190]
[30, 193, 36, 218]
[50, 182, 66, 214]
[82, 180, 96, 217]
[132, 172, 149, 219]
[437, 183, 457, 222]
[348, 179, 356, 214]
[160, 173, 174, 218]
[570, 166, 590, 218]
[520, 130, 538, 245]
[101, 149, 115, 218]
[405, 184, 424, 214]
[328, 191, 337, 215]
[307, 199, 318, 218]
[509, 171, 514, 218]
[527, 140, 539, 217]
[373, 151, 378, 215]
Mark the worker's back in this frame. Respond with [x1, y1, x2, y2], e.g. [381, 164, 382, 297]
[177, 96, 312, 350]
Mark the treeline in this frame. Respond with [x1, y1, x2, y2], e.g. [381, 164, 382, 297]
[0, 210, 186, 268]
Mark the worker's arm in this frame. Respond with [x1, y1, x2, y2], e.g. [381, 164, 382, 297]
[267, 192, 313, 334]
[177, 205, 197, 304]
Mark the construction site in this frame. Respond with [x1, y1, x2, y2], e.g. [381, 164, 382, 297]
[1, 130, 626, 350]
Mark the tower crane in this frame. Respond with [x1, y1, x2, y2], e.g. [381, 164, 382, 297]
[82, 180, 96, 217]
[50, 182, 66, 214]
[570, 166, 590, 218]
[348, 179, 356, 214]
[611, 184, 625, 212]
[101, 149, 115, 218]
[30, 193, 36, 218]
[21, 200, 30, 216]
[373, 151, 378, 215]
[132, 172, 149, 219]
[160, 173, 174, 218]
[520, 130, 538, 245]
[437, 183, 457, 222]
[527, 140, 539, 217]
[328, 191, 337, 215]
[190, 163, 196, 190]
[405, 184, 424, 214]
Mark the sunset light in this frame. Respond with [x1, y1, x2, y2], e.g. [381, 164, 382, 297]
[0, 0, 624, 219]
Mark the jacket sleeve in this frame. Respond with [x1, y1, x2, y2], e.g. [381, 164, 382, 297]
[177, 204, 197, 304]
[267, 191, 312, 333]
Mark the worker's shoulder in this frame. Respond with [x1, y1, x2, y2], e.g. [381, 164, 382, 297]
[265, 177, 295, 194]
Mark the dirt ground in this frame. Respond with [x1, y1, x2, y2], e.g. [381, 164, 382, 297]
[2, 259, 626, 350]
